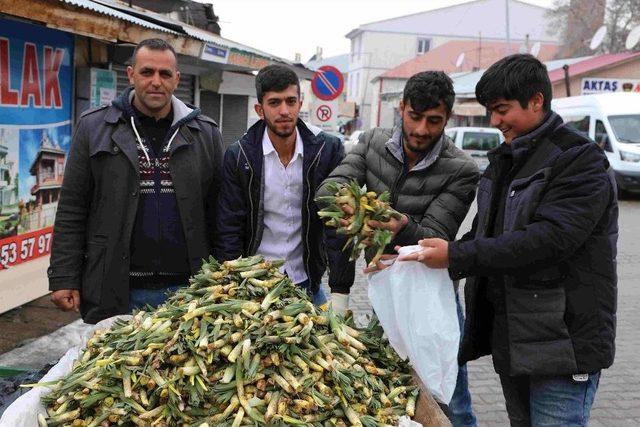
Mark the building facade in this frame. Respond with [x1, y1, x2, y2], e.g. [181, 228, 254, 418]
[0, 0, 312, 313]
[345, 0, 559, 129]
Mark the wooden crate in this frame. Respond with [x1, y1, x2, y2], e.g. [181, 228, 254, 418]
[411, 370, 452, 427]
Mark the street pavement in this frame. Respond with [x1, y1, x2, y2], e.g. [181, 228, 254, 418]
[335, 197, 640, 426]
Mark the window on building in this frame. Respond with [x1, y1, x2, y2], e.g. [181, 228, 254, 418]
[355, 72, 360, 98]
[417, 38, 431, 55]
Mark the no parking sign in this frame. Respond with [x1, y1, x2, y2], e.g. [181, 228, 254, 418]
[310, 66, 343, 130]
[316, 104, 332, 122]
[311, 66, 344, 101]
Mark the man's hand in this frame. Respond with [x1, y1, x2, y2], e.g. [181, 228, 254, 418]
[337, 204, 409, 238]
[397, 238, 450, 268]
[367, 215, 409, 237]
[338, 204, 355, 227]
[363, 253, 398, 273]
[51, 289, 81, 312]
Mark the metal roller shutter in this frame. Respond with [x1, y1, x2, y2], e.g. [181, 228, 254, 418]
[112, 65, 195, 105]
[221, 94, 248, 147]
[200, 91, 221, 126]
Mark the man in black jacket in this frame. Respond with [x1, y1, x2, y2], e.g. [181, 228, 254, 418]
[49, 39, 223, 323]
[399, 54, 618, 426]
[214, 65, 352, 306]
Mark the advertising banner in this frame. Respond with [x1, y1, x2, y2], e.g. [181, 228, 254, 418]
[0, 18, 74, 269]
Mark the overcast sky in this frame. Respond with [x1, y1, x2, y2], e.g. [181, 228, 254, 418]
[202, 0, 554, 62]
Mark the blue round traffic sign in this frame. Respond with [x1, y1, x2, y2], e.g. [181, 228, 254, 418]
[311, 65, 344, 101]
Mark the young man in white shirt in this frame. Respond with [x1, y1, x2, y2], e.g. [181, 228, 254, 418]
[214, 65, 352, 305]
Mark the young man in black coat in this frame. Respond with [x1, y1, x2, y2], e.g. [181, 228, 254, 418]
[214, 65, 352, 307]
[398, 54, 618, 426]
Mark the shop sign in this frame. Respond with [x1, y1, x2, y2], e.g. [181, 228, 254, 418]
[0, 18, 74, 269]
[201, 42, 229, 64]
[581, 78, 640, 94]
[90, 68, 116, 107]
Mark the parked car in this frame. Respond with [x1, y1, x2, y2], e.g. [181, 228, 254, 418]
[445, 127, 503, 171]
[552, 92, 640, 194]
[343, 130, 364, 154]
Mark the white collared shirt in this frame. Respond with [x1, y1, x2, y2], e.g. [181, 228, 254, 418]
[256, 128, 308, 284]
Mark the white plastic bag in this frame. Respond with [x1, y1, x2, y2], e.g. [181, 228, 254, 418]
[0, 316, 130, 427]
[368, 245, 459, 404]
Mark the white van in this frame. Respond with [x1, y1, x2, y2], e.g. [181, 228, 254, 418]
[445, 127, 503, 171]
[552, 93, 640, 194]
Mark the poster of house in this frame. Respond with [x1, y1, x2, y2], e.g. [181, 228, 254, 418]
[0, 18, 73, 268]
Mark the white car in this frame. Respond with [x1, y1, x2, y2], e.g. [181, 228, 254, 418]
[343, 130, 364, 154]
[445, 127, 503, 171]
[552, 93, 640, 194]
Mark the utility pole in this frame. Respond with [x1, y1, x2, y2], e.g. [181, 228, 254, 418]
[505, 0, 511, 55]
[478, 31, 482, 69]
[563, 64, 571, 97]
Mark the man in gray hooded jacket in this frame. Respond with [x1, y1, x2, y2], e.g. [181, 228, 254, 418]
[48, 39, 223, 324]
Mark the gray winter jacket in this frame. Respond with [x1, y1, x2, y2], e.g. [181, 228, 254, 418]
[317, 126, 480, 260]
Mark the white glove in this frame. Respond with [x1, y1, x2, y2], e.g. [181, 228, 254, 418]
[330, 293, 349, 316]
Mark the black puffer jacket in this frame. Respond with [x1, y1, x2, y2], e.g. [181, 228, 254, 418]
[450, 113, 618, 376]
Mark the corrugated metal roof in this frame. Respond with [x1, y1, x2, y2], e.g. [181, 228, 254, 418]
[84, 0, 293, 64]
[377, 40, 559, 80]
[60, 0, 301, 67]
[452, 55, 596, 96]
[547, 52, 640, 83]
[181, 25, 292, 64]
[59, 0, 180, 34]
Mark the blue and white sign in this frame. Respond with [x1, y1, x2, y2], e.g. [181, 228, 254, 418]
[582, 78, 640, 95]
[201, 42, 229, 64]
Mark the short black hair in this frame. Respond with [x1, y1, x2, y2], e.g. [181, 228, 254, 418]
[131, 38, 177, 65]
[255, 65, 300, 103]
[402, 71, 455, 113]
[476, 54, 551, 111]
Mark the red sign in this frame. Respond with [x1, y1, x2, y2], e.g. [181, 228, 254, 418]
[316, 104, 332, 122]
[311, 65, 344, 101]
[0, 226, 53, 269]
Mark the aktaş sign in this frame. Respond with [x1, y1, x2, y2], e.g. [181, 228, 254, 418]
[582, 78, 640, 94]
